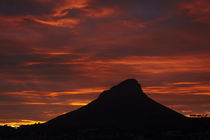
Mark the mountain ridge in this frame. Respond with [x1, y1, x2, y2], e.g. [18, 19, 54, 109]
[45, 79, 185, 129]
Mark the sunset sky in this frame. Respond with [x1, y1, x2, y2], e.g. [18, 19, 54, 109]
[0, 0, 210, 127]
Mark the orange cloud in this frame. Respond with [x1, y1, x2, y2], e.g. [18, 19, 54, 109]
[144, 82, 210, 95]
[167, 82, 200, 86]
[49, 88, 104, 96]
[6, 88, 104, 98]
[32, 17, 80, 28]
[23, 62, 46, 66]
[0, 0, 86, 29]
[68, 55, 210, 79]
[32, 0, 88, 27]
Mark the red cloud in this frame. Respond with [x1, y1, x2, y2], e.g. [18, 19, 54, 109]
[179, 0, 210, 23]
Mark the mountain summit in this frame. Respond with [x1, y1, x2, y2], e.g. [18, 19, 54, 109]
[46, 79, 185, 129]
[110, 79, 142, 92]
[100, 79, 145, 97]
[98, 79, 146, 102]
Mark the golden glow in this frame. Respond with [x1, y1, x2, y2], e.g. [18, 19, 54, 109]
[8, 90, 41, 96]
[0, 120, 45, 128]
[23, 102, 47, 105]
[181, 110, 192, 113]
[47, 52, 72, 55]
[49, 88, 104, 96]
[185, 114, 209, 118]
[70, 102, 89, 106]
[7, 88, 104, 96]
[22, 102, 62, 105]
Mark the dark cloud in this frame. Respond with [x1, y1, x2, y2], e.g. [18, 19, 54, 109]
[88, 0, 188, 20]
[0, 0, 65, 16]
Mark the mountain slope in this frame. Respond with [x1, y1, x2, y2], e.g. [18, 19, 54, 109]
[46, 79, 185, 129]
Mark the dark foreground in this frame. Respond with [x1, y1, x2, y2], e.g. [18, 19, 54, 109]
[0, 117, 210, 140]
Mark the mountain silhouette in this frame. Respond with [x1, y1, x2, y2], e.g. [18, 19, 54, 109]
[7, 79, 210, 140]
[46, 79, 185, 129]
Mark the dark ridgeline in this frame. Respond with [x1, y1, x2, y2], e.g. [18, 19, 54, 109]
[1, 79, 210, 140]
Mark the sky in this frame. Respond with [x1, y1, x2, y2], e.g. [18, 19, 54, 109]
[0, 0, 210, 127]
